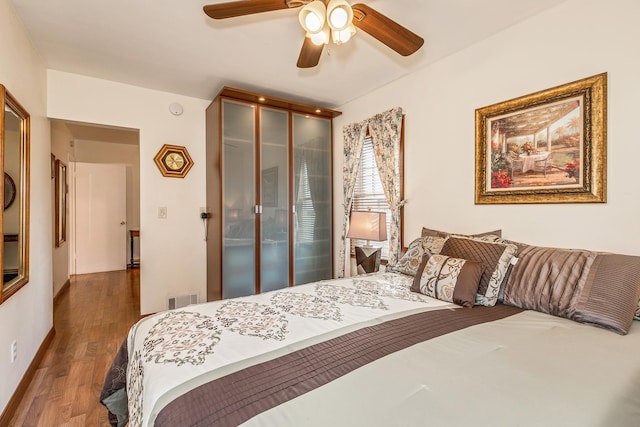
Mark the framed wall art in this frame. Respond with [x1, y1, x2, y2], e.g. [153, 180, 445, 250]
[55, 159, 67, 247]
[475, 73, 607, 204]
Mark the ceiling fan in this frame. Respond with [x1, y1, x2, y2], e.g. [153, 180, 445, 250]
[203, 0, 424, 68]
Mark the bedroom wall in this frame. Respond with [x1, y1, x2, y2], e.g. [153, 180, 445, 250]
[334, 0, 640, 274]
[0, 0, 51, 415]
[47, 70, 211, 315]
[50, 121, 74, 297]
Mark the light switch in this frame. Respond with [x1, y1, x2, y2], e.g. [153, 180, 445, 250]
[158, 207, 167, 219]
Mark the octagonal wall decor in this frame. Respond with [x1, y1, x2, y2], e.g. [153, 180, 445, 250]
[153, 144, 194, 178]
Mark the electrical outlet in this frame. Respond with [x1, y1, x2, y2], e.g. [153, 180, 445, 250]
[10, 340, 17, 363]
[158, 207, 167, 219]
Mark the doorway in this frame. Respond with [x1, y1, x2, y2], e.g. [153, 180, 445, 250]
[50, 120, 140, 290]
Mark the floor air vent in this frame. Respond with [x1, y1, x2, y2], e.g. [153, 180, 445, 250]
[167, 293, 199, 310]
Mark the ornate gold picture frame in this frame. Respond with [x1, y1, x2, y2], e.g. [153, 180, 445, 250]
[475, 73, 607, 204]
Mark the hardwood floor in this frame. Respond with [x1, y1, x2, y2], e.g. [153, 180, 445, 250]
[9, 269, 140, 427]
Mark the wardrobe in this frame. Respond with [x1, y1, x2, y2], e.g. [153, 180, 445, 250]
[205, 87, 341, 301]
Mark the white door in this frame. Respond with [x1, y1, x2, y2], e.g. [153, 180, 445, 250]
[73, 162, 127, 274]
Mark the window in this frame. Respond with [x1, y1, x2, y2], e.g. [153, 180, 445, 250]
[351, 137, 394, 259]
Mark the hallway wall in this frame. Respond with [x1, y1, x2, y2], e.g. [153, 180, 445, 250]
[50, 121, 74, 297]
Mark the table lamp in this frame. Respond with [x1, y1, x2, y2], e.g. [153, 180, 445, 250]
[347, 211, 387, 273]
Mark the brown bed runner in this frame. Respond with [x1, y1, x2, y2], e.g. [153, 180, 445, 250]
[156, 304, 522, 426]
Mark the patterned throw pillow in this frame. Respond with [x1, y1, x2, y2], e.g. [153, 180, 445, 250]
[389, 236, 446, 276]
[411, 253, 483, 308]
[422, 235, 446, 254]
[440, 236, 518, 307]
[422, 227, 502, 239]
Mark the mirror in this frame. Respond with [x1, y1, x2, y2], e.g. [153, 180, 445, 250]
[0, 84, 30, 304]
[55, 160, 67, 247]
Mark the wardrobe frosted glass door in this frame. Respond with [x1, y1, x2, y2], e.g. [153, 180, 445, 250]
[222, 100, 256, 299]
[260, 108, 289, 292]
[293, 114, 332, 285]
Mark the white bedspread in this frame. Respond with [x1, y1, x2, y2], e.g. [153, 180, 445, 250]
[123, 271, 640, 426]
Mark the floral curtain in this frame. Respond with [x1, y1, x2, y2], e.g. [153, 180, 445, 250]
[338, 121, 367, 277]
[368, 107, 405, 266]
[339, 107, 405, 276]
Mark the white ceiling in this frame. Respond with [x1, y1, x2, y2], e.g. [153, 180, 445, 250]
[12, 0, 567, 109]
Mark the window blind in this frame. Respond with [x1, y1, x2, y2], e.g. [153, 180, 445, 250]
[351, 138, 391, 259]
[296, 160, 316, 243]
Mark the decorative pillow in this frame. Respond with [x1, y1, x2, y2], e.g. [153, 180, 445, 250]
[389, 236, 446, 276]
[439, 236, 518, 307]
[422, 235, 446, 254]
[493, 241, 528, 303]
[636, 302, 640, 321]
[455, 234, 503, 244]
[422, 227, 502, 239]
[411, 253, 483, 308]
[502, 245, 640, 335]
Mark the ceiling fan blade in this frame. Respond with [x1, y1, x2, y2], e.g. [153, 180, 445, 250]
[351, 4, 424, 56]
[297, 37, 324, 68]
[203, 0, 291, 19]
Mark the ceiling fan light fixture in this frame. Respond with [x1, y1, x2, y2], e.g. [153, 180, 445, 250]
[298, 1, 326, 34]
[326, 0, 353, 31]
[203, 0, 425, 68]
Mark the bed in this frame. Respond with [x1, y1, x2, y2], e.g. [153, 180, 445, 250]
[101, 231, 640, 427]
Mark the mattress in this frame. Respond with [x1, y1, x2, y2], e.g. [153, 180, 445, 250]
[101, 272, 640, 426]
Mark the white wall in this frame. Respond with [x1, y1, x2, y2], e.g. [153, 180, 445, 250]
[47, 70, 211, 314]
[0, 0, 51, 415]
[50, 121, 74, 297]
[334, 0, 640, 274]
[74, 138, 141, 264]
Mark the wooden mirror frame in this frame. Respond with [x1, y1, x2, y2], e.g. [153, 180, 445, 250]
[0, 84, 30, 304]
[55, 159, 67, 247]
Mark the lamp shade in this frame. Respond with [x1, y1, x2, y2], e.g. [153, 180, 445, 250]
[308, 24, 330, 45]
[326, 0, 353, 31]
[347, 211, 387, 242]
[298, 1, 326, 34]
